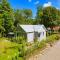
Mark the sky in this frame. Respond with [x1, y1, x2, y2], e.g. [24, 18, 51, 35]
[8, 0, 60, 18]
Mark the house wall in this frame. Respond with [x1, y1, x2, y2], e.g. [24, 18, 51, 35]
[27, 33, 34, 42]
[38, 31, 46, 41]
[44, 31, 46, 40]
[27, 31, 46, 42]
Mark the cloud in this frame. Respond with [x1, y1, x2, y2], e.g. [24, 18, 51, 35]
[34, 1, 39, 5]
[28, 0, 32, 2]
[43, 2, 52, 7]
[56, 7, 60, 10]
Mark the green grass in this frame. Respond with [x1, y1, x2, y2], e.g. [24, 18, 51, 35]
[0, 37, 8, 41]
[0, 40, 23, 60]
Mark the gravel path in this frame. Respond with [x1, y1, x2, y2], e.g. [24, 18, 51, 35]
[28, 40, 60, 60]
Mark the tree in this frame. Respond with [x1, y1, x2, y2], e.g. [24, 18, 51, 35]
[14, 9, 33, 25]
[14, 9, 25, 26]
[23, 9, 32, 19]
[1, 0, 14, 35]
[0, 3, 5, 36]
[42, 6, 60, 27]
[36, 6, 43, 24]
[36, 6, 60, 27]
[23, 9, 32, 24]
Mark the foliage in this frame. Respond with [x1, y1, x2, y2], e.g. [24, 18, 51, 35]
[14, 9, 33, 26]
[0, 0, 60, 60]
[36, 6, 60, 27]
[25, 40, 46, 57]
[0, 0, 60, 36]
[11, 36, 26, 44]
[0, 35, 60, 60]
[0, 0, 14, 36]
[36, 5, 43, 24]
[0, 40, 24, 60]
[46, 34, 60, 43]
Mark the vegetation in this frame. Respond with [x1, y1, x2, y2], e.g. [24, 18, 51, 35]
[36, 6, 60, 27]
[0, 0, 60, 36]
[0, 0, 60, 60]
[0, 40, 24, 60]
[25, 34, 60, 59]
[46, 34, 60, 43]
[0, 34, 60, 60]
[0, 0, 14, 36]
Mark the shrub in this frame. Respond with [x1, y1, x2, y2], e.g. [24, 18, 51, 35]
[25, 40, 46, 57]
[18, 57, 24, 60]
[46, 34, 60, 43]
[37, 40, 46, 49]
[55, 34, 60, 40]
[11, 36, 26, 44]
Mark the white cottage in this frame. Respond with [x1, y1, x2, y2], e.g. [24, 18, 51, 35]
[20, 25, 46, 42]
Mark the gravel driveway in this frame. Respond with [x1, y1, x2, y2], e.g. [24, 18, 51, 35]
[28, 40, 60, 60]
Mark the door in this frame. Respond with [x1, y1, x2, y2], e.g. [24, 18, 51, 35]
[27, 33, 34, 42]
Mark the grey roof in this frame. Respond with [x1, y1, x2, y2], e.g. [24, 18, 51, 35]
[20, 25, 46, 33]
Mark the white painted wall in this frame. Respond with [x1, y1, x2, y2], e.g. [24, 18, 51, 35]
[27, 31, 46, 42]
[38, 31, 46, 41]
[27, 33, 34, 42]
[44, 31, 46, 40]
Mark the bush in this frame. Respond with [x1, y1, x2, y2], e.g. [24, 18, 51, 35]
[46, 34, 60, 43]
[37, 40, 46, 49]
[18, 57, 24, 60]
[11, 36, 26, 44]
[25, 40, 46, 57]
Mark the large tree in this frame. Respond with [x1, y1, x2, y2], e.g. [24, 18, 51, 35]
[36, 6, 60, 27]
[23, 9, 32, 19]
[36, 6, 43, 24]
[14, 9, 32, 25]
[1, 0, 14, 35]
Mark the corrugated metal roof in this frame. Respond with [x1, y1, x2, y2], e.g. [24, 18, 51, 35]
[20, 25, 46, 33]
[20, 25, 34, 32]
[34, 25, 45, 32]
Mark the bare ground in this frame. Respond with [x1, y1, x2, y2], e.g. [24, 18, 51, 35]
[27, 40, 60, 60]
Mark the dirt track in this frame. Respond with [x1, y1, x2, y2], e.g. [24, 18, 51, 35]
[28, 40, 60, 60]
